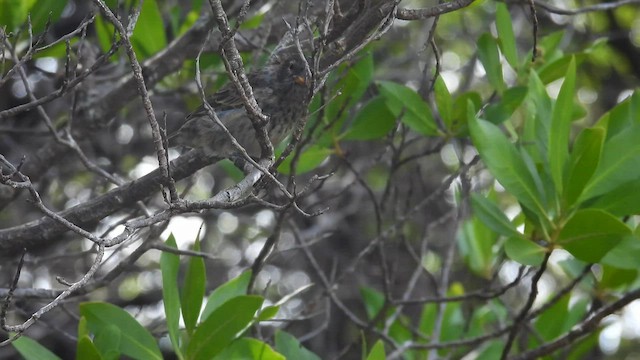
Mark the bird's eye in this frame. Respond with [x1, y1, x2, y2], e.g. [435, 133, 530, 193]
[288, 62, 296, 71]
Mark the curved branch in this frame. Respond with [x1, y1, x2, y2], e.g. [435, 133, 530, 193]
[0, 150, 219, 257]
[396, 0, 476, 21]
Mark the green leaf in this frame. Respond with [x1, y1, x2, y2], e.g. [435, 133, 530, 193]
[360, 286, 385, 320]
[564, 127, 605, 206]
[538, 55, 578, 84]
[160, 234, 183, 357]
[451, 92, 482, 136]
[470, 193, 520, 238]
[94, 324, 122, 360]
[130, 0, 166, 58]
[12, 336, 62, 360]
[595, 91, 636, 140]
[80, 302, 162, 360]
[439, 285, 465, 342]
[77, 315, 90, 339]
[95, 15, 116, 55]
[0, 0, 33, 31]
[366, 340, 386, 360]
[277, 145, 333, 175]
[77, 335, 103, 360]
[476, 341, 504, 360]
[378, 81, 439, 136]
[418, 303, 437, 337]
[567, 333, 599, 360]
[599, 264, 638, 289]
[434, 76, 453, 128]
[538, 31, 564, 62]
[343, 96, 396, 140]
[257, 305, 280, 321]
[589, 180, 640, 216]
[504, 236, 546, 266]
[201, 270, 252, 320]
[181, 236, 206, 335]
[458, 217, 496, 279]
[29, 0, 67, 34]
[324, 52, 374, 137]
[580, 123, 640, 201]
[557, 209, 631, 263]
[534, 293, 570, 341]
[469, 116, 546, 217]
[484, 86, 528, 125]
[239, 12, 265, 30]
[187, 296, 263, 359]
[477, 33, 505, 92]
[600, 235, 640, 270]
[213, 338, 285, 360]
[275, 331, 321, 360]
[524, 71, 552, 158]
[548, 57, 576, 195]
[495, 3, 518, 69]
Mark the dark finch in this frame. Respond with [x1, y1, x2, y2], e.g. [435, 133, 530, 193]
[171, 53, 311, 158]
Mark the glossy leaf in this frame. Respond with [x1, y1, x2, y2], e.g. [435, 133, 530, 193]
[524, 71, 552, 158]
[471, 193, 520, 238]
[130, 0, 166, 58]
[378, 81, 439, 136]
[343, 96, 396, 140]
[187, 295, 263, 359]
[325, 52, 374, 135]
[548, 57, 576, 195]
[77, 335, 103, 360]
[600, 235, 640, 270]
[534, 293, 570, 341]
[434, 76, 453, 128]
[160, 234, 183, 357]
[77, 316, 90, 339]
[12, 336, 61, 360]
[201, 270, 251, 321]
[580, 123, 640, 201]
[366, 340, 386, 360]
[600, 265, 638, 289]
[477, 33, 505, 92]
[504, 236, 546, 266]
[469, 116, 546, 217]
[360, 286, 385, 320]
[277, 145, 333, 175]
[484, 86, 528, 125]
[275, 331, 321, 360]
[539, 55, 578, 84]
[595, 91, 634, 140]
[29, 0, 67, 35]
[0, 0, 33, 31]
[80, 302, 162, 360]
[257, 305, 280, 321]
[95, 15, 115, 55]
[450, 92, 482, 136]
[557, 209, 631, 262]
[458, 217, 496, 279]
[213, 338, 284, 360]
[475, 341, 503, 360]
[589, 180, 640, 216]
[94, 324, 121, 360]
[495, 3, 518, 69]
[564, 127, 604, 206]
[181, 237, 206, 335]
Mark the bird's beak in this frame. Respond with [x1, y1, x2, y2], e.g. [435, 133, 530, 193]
[293, 75, 307, 86]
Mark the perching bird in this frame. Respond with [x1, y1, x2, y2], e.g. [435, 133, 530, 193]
[170, 52, 311, 159]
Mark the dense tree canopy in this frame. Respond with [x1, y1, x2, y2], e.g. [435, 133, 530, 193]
[1, 0, 640, 359]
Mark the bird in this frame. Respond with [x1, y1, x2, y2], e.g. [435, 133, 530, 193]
[170, 52, 312, 160]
